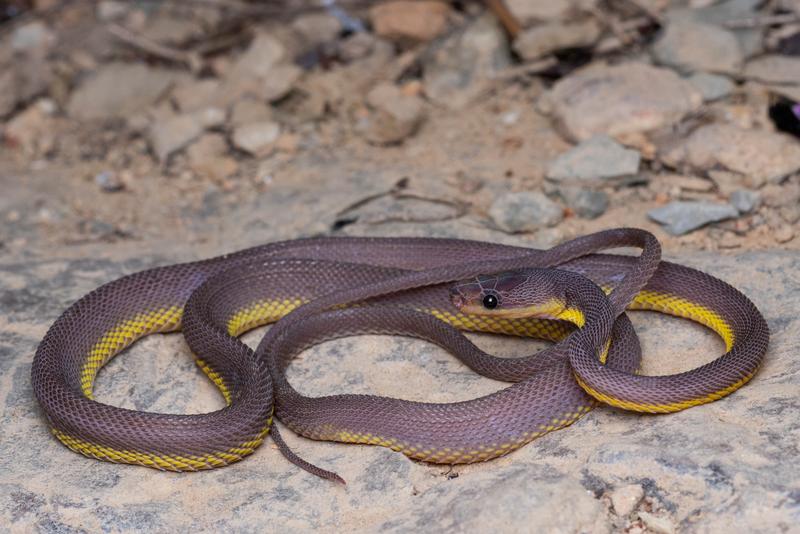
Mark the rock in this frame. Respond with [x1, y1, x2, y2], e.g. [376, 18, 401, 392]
[96, 0, 127, 20]
[338, 32, 382, 62]
[229, 33, 287, 81]
[232, 121, 281, 156]
[774, 224, 795, 243]
[513, 18, 602, 61]
[0, 56, 55, 117]
[3, 99, 56, 156]
[292, 13, 342, 46]
[652, 18, 743, 73]
[11, 21, 55, 51]
[171, 78, 221, 113]
[546, 135, 640, 184]
[610, 484, 644, 516]
[665, 124, 800, 185]
[148, 108, 225, 162]
[261, 64, 302, 102]
[542, 63, 702, 141]
[67, 63, 182, 121]
[94, 171, 125, 193]
[686, 72, 735, 102]
[558, 186, 608, 219]
[360, 83, 426, 145]
[648, 200, 739, 235]
[369, 1, 451, 43]
[187, 134, 238, 181]
[779, 204, 800, 225]
[637, 511, 676, 534]
[505, 0, 590, 24]
[729, 189, 759, 214]
[230, 99, 273, 127]
[423, 14, 510, 109]
[489, 191, 564, 232]
[140, 16, 201, 46]
[665, 0, 762, 57]
[743, 55, 800, 86]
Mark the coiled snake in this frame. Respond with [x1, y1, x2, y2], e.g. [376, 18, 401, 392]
[31, 228, 769, 481]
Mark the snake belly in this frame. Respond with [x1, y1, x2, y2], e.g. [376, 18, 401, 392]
[31, 229, 769, 472]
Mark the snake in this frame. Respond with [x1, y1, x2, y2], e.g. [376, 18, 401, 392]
[31, 228, 769, 480]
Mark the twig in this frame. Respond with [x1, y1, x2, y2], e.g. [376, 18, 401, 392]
[107, 23, 203, 72]
[483, 0, 522, 38]
[725, 12, 800, 29]
[489, 57, 558, 80]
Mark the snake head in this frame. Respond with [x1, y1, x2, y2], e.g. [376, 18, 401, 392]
[450, 269, 569, 320]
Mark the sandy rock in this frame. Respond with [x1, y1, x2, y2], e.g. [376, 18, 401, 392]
[229, 33, 287, 80]
[505, 0, 592, 24]
[637, 511, 675, 534]
[686, 72, 735, 101]
[546, 135, 640, 184]
[148, 108, 225, 162]
[542, 63, 702, 141]
[610, 484, 644, 516]
[423, 14, 510, 109]
[67, 63, 182, 121]
[171, 78, 221, 113]
[665, 124, 800, 185]
[665, 0, 762, 56]
[773, 224, 795, 243]
[11, 21, 55, 51]
[648, 200, 738, 235]
[513, 18, 602, 61]
[292, 13, 342, 45]
[262, 64, 302, 102]
[360, 83, 425, 145]
[230, 99, 274, 127]
[729, 189, 759, 214]
[0, 55, 54, 117]
[369, 1, 450, 43]
[187, 133, 238, 181]
[3, 99, 56, 156]
[743, 55, 800, 85]
[652, 17, 743, 73]
[557, 187, 609, 219]
[94, 170, 125, 193]
[489, 191, 563, 232]
[232, 121, 281, 156]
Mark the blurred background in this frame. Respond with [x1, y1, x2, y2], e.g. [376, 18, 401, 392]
[1, 0, 800, 259]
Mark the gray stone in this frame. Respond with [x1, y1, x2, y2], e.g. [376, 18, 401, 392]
[11, 21, 55, 51]
[729, 189, 760, 214]
[229, 33, 287, 81]
[686, 72, 735, 102]
[94, 171, 125, 193]
[292, 13, 342, 45]
[541, 63, 702, 141]
[648, 201, 739, 235]
[665, 0, 762, 57]
[610, 483, 644, 516]
[232, 121, 281, 156]
[652, 18, 743, 73]
[360, 83, 426, 145]
[489, 191, 563, 232]
[665, 124, 800, 185]
[546, 135, 640, 184]
[423, 14, 511, 109]
[513, 18, 602, 61]
[558, 187, 609, 219]
[148, 108, 225, 162]
[743, 55, 800, 85]
[505, 0, 592, 24]
[67, 63, 183, 121]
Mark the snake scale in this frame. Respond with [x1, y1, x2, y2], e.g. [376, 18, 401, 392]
[32, 228, 769, 481]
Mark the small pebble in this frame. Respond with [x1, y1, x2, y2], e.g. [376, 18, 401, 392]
[775, 225, 795, 243]
[637, 511, 676, 534]
[648, 201, 739, 235]
[489, 191, 564, 233]
[546, 135, 641, 184]
[610, 484, 644, 516]
[94, 171, 125, 192]
[558, 187, 608, 219]
[729, 189, 760, 214]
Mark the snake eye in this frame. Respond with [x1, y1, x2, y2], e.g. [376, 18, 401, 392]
[482, 294, 499, 309]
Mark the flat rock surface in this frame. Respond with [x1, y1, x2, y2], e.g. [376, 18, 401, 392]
[1, 235, 797, 532]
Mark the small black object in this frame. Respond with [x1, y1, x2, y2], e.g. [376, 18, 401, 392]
[768, 97, 800, 139]
[482, 294, 499, 309]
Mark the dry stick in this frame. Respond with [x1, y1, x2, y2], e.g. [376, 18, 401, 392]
[483, 0, 522, 38]
[725, 12, 800, 29]
[107, 23, 203, 71]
